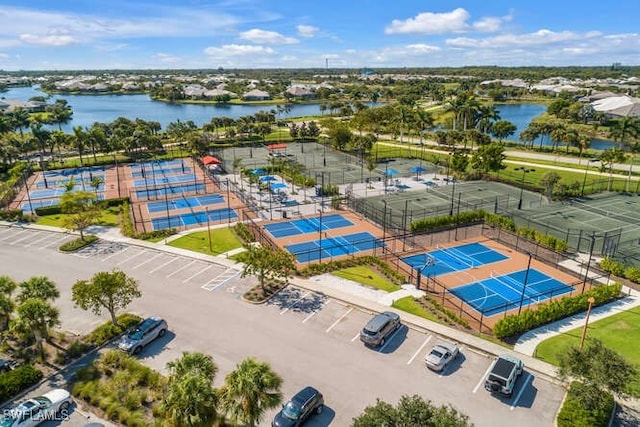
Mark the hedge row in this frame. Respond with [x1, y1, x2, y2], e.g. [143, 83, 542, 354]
[233, 222, 255, 244]
[34, 197, 130, 217]
[410, 210, 486, 232]
[59, 235, 99, 252]
[600, 258, 640, 284]
[85, 313, 143, 347]
[493, 283, 622, 338]
[0, 365, 43, 403]
[0, 209, 25, 222]
[517, 226, 568, 252]
[557, 382, 614, 427]
[119, 202, 176, 241]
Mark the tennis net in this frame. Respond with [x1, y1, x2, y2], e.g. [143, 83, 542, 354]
[437, 245, 475, 269]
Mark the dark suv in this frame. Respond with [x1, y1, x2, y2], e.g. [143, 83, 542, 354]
[118, 317, 168, 355]
[360, 311, 401, 347]
[272, 386, 324, 427]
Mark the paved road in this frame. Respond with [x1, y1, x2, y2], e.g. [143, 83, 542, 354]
[0, 226, 565, 427]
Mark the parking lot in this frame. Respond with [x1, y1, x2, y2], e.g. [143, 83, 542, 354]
[0, 226, 565, 427]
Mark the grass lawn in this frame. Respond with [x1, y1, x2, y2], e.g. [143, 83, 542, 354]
[36, 206, 120, 227]
[331, 265, 401, 292]
[392, 296, 439, 322]
[535, 305, 640, 395]
[167, 227, 242, 256]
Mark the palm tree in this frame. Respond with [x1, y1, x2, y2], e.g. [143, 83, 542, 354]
[72, 126, 88, 165]
[608, 117, 640, 191]
[11, 298, 60, 359]
[17, 276, 59, 304]
[0, 275, 16, 331]
[220, 357, 283, 427]
[9, 107, 30, 138]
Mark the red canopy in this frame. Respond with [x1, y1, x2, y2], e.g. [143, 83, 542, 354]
[266, 143, 287, 150]
[202, 155, 221, 165]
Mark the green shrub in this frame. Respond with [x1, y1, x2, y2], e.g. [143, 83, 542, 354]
[625, 266, 640, 283]
[494, 283, 622, 339]
[233, 222, 255, 243]
[85, 313, 143, 346]
[0, 209, 25, 221]
[600, 258, 625, 277]
[59, 235, 99, 252]
[557, 382, 614, 427]
[0, 365, 43, 402]
[410, 210, 486, 232]
[34, 205, 62, 216]
[119, 202, 176, 241]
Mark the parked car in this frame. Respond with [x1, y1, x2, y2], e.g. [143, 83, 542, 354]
[117, 316, 167, 355]
[0, 388, 73, 426]
[272, 386, 324, 427]
[425, 340, 459, 371]
[484, 354, 524, 397]
[359, 311, 401, 347]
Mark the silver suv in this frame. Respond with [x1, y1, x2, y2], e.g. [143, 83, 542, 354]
[118, 317, 168, 355]
[484, 354, 524, 397]
[360, 311, 401, 347]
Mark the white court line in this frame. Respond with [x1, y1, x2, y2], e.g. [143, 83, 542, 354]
[116, 249, 146, 265]
[473, 361, 495, 394]
[281, 291, 311, 315]
[182, 265, 211, 283]
[510, 374, 531, 411]
[408, 336, 432, 365]
[303, 300, 329, 323]
[149, 256, 179, 273]
[166, 260, 196, 278]
[102, 247, 128, 261]
[132, 253, 163, 269]
[326, 307, 353, 333]
[25, 234, 52, 247]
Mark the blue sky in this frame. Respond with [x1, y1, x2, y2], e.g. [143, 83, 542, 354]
[1, 0, 639, 70]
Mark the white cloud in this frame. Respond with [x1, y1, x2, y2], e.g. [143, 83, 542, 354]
[446, 30, 601, 49]
[296, 25, 319, 38]
[19, 33, 79, 46]
[385, 8, 470, 35]
[153, 53, 181, 63]
[204, 44, 275, 57]
[0, 53, 8, 59]
[472, 17, 502, 33]
[239, 29, 298, 44]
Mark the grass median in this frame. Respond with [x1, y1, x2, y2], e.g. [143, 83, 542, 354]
[167, 227, 243, 256]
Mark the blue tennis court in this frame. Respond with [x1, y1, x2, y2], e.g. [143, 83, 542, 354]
[285, 232, 384, 263]
[146, 194, 225, 213]
[135, 183, 205, 199]
[401, 242, 508, 277]
[133, 174, 195, 188]
[264, 214, 354, 238]
[449, 269, 574, 317]
[131, 166, 190, 177]
[43, 166, 106, 177]
[151, 208, 238, 230]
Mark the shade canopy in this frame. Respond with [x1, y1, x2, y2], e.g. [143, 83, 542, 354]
[385, 168, 399, 176]
[250, 168, 266, 175]
[259, 175, 277, 182]
[202, 155, 221, 165]
[409, 166, 426, 173]
[270, 182, 287, 190]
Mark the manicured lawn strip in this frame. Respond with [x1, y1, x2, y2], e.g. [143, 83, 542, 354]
[167, 227, 242, 255]
[36, 206, 120, 227]
[535, 305, 640, 396]
[392, 296, 439, 322]
[332, 265, 401, 292]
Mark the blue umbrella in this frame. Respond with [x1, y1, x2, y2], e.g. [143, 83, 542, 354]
[251, 168, 266, 175]
[259, 175, 277, 182]
[385, 168, 399, 176]
[409, 166, 426, 173]
[270, 182, 287, 190]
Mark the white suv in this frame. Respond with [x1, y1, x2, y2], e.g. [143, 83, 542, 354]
[484, 354, 524, 397]
[118, 317, 168, 355]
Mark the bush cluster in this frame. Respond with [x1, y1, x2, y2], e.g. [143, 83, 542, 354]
[119, 202, 176, 240]
[423, 295, 470, 328]
[233, 222, 255, 243]
[557, 382, 614, 427]
[34, 205, 62, 216]
[493, 283, 622, 338]
[0, 209, 25, 222]
[85, 313, 143, 347]
[410, 210, 486, 232]
[600, 258, 640, 283]
[0, 365, 43, 402]
[59, 235, 99, 252]
[517, 226, 568, 252]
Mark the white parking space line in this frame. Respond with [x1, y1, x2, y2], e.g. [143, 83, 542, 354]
[408, 335, 432, 365]
[182, 265, 211, 283]
[510, 374, 531, 411]
[116, 249, 146, 265]
[0, 228, 12, 236]
[280, 291, 311, 315]
[473, 361, 495, 394]
[0, 230, 20, 241]
[25, 233, 53, 247]
[102, 247, 128, 261]
[303, 300, 330, 323]
[149, 256, 179, 273]
[166, 260, 196, 278]
[9, 233, 35, 245]
[132, 253, 163, 269]
[39, 235, 68, 249]
[326, 308, 353, 333]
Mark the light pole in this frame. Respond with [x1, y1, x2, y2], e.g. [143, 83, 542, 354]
[226, 178, 231, 224]
[318, 208, 323, 263]
[449, 178, 456, 216]
[206, 207, 212, 253]
[518, 253, 533, 315]
[579, 296, 596, 351]
[582, 232, 597, 293]
[381, 199, 388, 243]
[515, 167, 535, 210]
[581, 159, 600, 196]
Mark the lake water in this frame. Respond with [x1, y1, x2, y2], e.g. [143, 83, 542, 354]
[2, 86, 616, 149]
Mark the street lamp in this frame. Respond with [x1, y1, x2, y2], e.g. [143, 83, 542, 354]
[514, 167, 535, 210]
[517, 253, 533, 315]
[579, 297, 596, 351]
[318, 208, 323, 263]
[381, 199, 388, 243]
[449, 178, 456, 216]
[581, 159, 600, 196]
